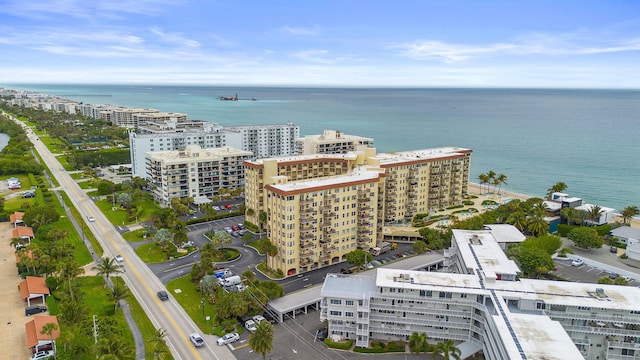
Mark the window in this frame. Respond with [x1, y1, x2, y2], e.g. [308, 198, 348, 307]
[330, 311, 342, 316]
[330, 299, 342, 305]
[345, 300, 354, 306]
[345, 312, 354, 318]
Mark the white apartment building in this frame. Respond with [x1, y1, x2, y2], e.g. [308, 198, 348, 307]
[321, 225, 640, 360]
[145, 145, 251, 206]
[130, 123, 300, 177]
[295, 129, 373, 155]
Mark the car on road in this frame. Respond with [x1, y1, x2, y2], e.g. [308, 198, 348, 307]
[87, 216, 95, 222]
[189, 333, 205, 347]
[157, 290, 169, 301]
[571, 258, 584, 266]
[217, 332, 240, 346]
[115, 255, 124, 263]
[31, 350, 54, 360]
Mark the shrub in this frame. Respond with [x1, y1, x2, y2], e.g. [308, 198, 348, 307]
[595, 224, 612, 236]
[324, 339, 353, 350]
[463, 200, 475, 206]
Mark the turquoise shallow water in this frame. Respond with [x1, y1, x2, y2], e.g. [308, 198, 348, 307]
[5, 84, 639, 212]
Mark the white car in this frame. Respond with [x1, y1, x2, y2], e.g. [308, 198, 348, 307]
[252, 314, 266, 324]
[571, 258, 584, 266]
[31, 350, 54, 360]
[622, 275, 632, 282]
[217, 332, 240, 346]
[244, 319, 257, 332]
[213, 206, 221, 211]
[87, 216, 95, 222]
[115, 255, 124, 263]
[189, 333, 205, 347]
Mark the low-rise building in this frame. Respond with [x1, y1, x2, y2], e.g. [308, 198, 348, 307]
[295, 129, 373, 155]
[320, 225, 640, 360]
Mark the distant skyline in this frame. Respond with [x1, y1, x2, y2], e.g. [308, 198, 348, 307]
[1, 0, 639, 88]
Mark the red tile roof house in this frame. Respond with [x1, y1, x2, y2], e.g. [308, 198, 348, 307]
[25, 315, 60, 354]
[12, 226, 34, 243]
[19, 276, 50, 306]
[10, 211, 25, 227]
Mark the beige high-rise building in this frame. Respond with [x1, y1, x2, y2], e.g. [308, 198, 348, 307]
[295, 129, 374, 155]
[244, 145, 472, 275]
[146, 145, 251, 206]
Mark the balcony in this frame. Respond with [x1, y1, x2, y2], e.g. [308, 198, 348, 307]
[300, 251, 314, 259]
[300, 232, 314, 241]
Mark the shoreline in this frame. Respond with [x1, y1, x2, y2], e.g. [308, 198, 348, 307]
[467, 182, 640, 229]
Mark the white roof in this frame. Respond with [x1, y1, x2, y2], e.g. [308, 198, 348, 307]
[371, 147, 470, 165]
[268, 167, 383, 192]
[451, 229, 521, 276]
[245, 152, 359, 165]
[575, 203, 615, 213]
[483, 224, 526, 243]
[503, 313, 584, 360]
[374, 268, 485, 294]
[543, 200, 562, 212]
[611, 226, 640, 239]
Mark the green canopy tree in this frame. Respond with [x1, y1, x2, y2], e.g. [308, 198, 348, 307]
[508, 245, 554, 278]
[412, 240, 428, 254]
[345, 249, 372, 269]
[568, 227, 603, 250]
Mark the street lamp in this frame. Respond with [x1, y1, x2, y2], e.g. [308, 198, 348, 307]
[200, 280, 205, 318]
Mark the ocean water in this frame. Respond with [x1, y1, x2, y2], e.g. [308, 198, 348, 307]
[5, 84, 640, 212]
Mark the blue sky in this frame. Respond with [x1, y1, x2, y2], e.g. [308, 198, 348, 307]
[1, 0, 639, 87]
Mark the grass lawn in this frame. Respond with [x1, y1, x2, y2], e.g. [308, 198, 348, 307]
[95, 197, 159, 226]
[39, 135, 68, 154]
[77, 179, 96, 189]
[122, 228, 149, 242]
[135, 243, 169, 263]
[70, 172, 88, 180]
[246, 240, 264, 254]
[56, 154, 73, 170]
[166, 275, 216, 334]
[60, 191, 104, 257]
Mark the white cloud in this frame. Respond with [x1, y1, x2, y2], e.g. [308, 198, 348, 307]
[279, 25, 321, 36]
[150, 28, 201, 48]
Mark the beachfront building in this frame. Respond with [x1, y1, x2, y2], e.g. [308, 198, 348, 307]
[145, 145, 251, 206]
[263, 167, 385, 276]
[321, 226, 640, 360]
[130, 123, 299, 177]
[295, 129, 374, 155]
[245, 145, 471, 275]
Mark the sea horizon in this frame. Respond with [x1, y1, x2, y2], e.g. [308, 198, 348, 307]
[3, 84, 639, 213]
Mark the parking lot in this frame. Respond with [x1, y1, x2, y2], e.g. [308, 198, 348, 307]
[553, 258, 639, 285]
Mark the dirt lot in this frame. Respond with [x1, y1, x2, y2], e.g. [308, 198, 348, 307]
[0, 221, 35, 359]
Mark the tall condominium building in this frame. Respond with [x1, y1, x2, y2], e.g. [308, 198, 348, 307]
[320, 225, 640, 360]
[244, 146, 471, 275]
[145, 145, 251, 206]
[244, 146, 471, 227]
[130, 123, 300, 177]
[264, 167, 386, 276]
[295, 129, 374, 155]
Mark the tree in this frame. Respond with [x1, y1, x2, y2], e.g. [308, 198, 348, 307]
[587, 205, 604, 225]
[58, 300, 89, 330]
[519, 234, 562, 256]
[477, 173, 489, 195]
[568, 227, 603, 250]
[249, 321, 274, 360]
[55, 258, 85, 301]
[620, 206, 640, 225]
[40, 322, 59, 360]
[210, 230, 232, 250]
[546, 182, 567, 199]
[117, 192, 132, 207]
[433, 339, 462, 360]
[110, 284, 129, 312]
[412, 240, 428, 254]
[345, 249, 372, 269]
[560, 207, 578, 225]
[507, 245, 554, 278]
[506, 210, 528, 232]
[22, 205, 61, 229]
[153, 228, 174, 250]
[147, 328, 170, 360]
[408, 332, 428, 355]
[199, 274, 219, 296]
[92, 257, 123, 288]
[495, 173, 507, 195]
[94, 336, 132, 359]
[259, 211, 267, 234]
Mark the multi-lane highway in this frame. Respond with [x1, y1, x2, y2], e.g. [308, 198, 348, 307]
[8, 112, 235, 360]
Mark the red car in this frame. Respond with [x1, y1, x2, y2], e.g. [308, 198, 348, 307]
[224, 204, 232, 209]
[231, 225, 240, 231]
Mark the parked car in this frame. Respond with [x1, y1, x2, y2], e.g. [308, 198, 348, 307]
[316, 327, 328, 341]
[157, 291, 169, 301]
[252, 314, 266, 324]
[244, 319, 257, 332]
[609, 273, 619, 280]
[217, 332, 240, 346]
[622, 275, 632, 282]
[610, 246, 618, 253]
[213, 206, 221, 211]
[31, 350, 54, 360]
[189, 333, 205, 347]
[224, 204, 232, 209]
[115, 255, 124, 262]
[180, 241, 194, 248]
[25, 305, 47, 316]
[231, 231, 240, 237]
[224, 227, 233, 235]
[237, 224, 245, 230]
[571, 258, 584, 266]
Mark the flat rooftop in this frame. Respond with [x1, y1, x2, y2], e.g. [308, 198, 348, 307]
[452, 229, 521, 276]
[268, 167, 384, 192]
[371, 147, 471, 165]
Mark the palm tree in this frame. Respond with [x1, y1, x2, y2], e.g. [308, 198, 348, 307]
[486, 170, 496, 194]
[92, 257, 123, 288]
[110, 284, 129, 312]
[259, 211, 267, 235]
[620, 206, 640, 225]
[249, 321, 274, 360]
[408, 332, 428, 355]
[506, 210, 528, 232]
[477, 173, 489, 195]
[560, 207, 578, 225]
[432, 339, 461, 360]
[40, 322, 59, 359]
[496, 173, 507, 195]
[147, 328, 170, 360]
[588, 205, 604, 226]
[546, 181, 567, 199]
[94, 336, 133, 359]
[55, 258, 85, 301]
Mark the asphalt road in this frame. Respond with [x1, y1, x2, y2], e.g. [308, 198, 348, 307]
[10, 114, 235, 360]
